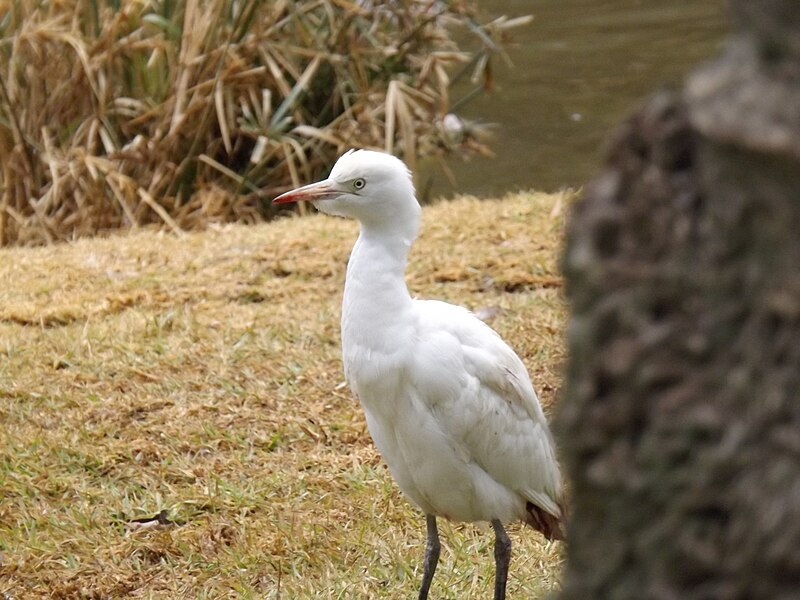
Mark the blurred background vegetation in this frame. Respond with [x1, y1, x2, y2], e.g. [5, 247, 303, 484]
[0, 0, 525, 246]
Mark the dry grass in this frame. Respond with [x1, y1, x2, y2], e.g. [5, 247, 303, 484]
[0, 190, 571, 598]
[0, 0, 527, 247]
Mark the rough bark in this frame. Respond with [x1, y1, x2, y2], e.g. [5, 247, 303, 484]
[557, 1, 800, 598]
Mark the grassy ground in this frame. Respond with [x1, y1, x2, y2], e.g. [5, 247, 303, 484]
[0, 191, 571, 599]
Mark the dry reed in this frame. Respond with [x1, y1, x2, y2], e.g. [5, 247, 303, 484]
[0, 0, 529, 246]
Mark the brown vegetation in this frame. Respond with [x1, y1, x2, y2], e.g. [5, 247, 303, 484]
[0, 0, 528, 247]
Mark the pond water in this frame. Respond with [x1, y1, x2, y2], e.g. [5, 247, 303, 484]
[432, 0, 729, 197]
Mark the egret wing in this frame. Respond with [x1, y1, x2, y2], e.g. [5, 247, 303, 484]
[411, 300, 563, 517]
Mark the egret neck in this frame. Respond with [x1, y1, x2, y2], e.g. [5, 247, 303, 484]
[342, 207, 419, 357]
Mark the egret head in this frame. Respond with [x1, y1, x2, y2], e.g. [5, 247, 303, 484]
[273, 150, 420, 230]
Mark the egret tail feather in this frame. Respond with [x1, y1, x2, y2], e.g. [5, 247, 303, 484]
[525, 501, 565, 541]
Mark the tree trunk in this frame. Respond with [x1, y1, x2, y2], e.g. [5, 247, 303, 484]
[557, 1, 800, 598]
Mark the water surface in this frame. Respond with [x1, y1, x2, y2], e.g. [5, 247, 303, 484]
[433, 0, 728, 196]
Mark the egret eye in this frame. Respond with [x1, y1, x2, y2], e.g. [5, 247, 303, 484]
[353, 178, 366, 191]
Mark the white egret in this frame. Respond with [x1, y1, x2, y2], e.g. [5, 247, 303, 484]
[274, 150, 564, 599]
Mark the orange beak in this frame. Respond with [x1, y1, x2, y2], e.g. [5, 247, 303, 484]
[272, 180, 339, 204]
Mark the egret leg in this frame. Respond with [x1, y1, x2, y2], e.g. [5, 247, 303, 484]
[491, 519, 512, 600]
[418, 514, 440, 600]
